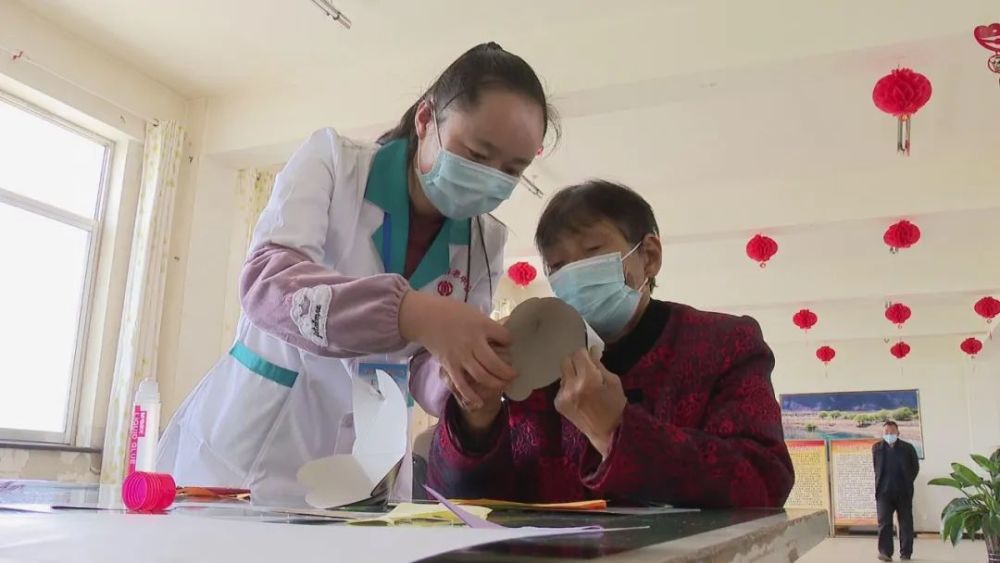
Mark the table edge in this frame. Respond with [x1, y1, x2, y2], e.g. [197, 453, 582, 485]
[594, 509, 829, 563]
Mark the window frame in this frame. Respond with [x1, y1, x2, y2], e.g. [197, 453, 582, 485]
[0, 89, 113, 445]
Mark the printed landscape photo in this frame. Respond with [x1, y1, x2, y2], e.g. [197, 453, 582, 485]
[780, 389, 924, 458]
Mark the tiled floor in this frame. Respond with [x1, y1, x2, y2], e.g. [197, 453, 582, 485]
[799, 537, 987, 562]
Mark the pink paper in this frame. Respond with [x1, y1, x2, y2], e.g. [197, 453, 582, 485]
[423, 486, 504, 529]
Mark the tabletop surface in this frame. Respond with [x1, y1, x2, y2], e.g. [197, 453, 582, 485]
[0, 480, 828, 563]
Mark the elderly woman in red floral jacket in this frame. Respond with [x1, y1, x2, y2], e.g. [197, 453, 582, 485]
[427, 180, 794, 508]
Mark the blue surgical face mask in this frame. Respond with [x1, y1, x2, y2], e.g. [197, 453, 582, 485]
[416, 129, 518, 219]
[884, 434, 898, 444]
[548, 243, 645, 339]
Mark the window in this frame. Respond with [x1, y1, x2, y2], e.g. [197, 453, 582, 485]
[0, 91, 111, 444]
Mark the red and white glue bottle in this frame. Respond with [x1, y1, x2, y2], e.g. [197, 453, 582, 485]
[127, 379, 161, 475]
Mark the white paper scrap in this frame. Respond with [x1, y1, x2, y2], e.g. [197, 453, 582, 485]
[0, 511, 612, 563]
[297, 370, 408, 509]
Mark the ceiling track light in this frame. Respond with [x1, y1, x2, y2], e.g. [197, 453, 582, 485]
[309, 0, 352, 29]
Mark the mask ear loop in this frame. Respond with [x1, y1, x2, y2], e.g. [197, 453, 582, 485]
[480, 217, 492, 298]
[430, 105, 445, 151]
[620, 241, 643, 262]
[463, 215, 492, 304]
[622, 238, 652, 292]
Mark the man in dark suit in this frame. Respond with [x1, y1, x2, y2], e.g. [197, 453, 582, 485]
[872, 420, 920, 561]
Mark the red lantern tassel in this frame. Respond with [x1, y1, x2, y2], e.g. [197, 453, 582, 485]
[897, 115, 912, 156]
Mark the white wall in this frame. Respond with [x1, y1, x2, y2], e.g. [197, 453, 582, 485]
[772, 337, 1000, 532]
[156, 152, 240, 420]
[0, 0, 185, 129]
[156, 97, 242, 421]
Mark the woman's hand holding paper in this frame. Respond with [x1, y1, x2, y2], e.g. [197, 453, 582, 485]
[400, 292, 516, 409]
[555, 348, 627, 459]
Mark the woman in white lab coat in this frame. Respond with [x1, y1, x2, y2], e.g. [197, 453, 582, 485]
[157, 42, 556, 505]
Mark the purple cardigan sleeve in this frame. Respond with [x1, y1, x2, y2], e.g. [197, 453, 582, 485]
[427, 398, 518, 499]
[239, 243, 412, 358]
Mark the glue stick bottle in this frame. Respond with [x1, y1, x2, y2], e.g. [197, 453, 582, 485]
[127, 379, 161, 475]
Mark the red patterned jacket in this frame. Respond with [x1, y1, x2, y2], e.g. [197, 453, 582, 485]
[427, 301, 794, 508]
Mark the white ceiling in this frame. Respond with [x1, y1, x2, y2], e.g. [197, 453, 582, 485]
[18, 0, 1000, 357]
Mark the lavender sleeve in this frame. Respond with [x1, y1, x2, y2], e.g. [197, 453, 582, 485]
[240, 243, 412, 358]
[409, 350, 449, 417]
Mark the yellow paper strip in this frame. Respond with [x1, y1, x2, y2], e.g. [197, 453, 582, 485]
[348, 503, 492, 526]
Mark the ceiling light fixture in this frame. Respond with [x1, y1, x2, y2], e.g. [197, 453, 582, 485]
[309, 0, 352, 29]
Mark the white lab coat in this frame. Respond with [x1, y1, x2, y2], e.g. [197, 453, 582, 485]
[157, 128, 505, 507]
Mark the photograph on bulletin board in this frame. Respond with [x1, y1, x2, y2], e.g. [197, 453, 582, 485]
[779, 389, 924, 458]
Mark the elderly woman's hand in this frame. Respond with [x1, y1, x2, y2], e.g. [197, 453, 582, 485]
[555, 348, 627, 459]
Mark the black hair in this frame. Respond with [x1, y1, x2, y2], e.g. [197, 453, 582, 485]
[378, 42, 558, 149]
[883, 420, 899, 430]
[535, 180, 660, 289]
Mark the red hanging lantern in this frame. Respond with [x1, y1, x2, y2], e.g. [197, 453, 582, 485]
[884, 302, 912, 328]
[974, 23, 1000, 86]
[974, 296, 1000, 324]
[793, 309, 818, 332]
[746, 234, 778, 268]
[961, 337, 984, 358]
[883, 220, 921, 254]
[506, 261, 537, 287]
[890, 341, 911, 359]
[816, 345, 836, 365]
[872, 67, 932, 155]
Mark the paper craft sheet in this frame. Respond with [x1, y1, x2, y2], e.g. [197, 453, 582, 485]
[297, 370, 407, 508]
[348, 503, 492, 526]
[0, 511, 610, 563]
[505, 298, 603, 401]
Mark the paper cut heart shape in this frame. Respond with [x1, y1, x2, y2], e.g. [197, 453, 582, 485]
[974, 23, 1000, 52]
[504, 298, 599, 401]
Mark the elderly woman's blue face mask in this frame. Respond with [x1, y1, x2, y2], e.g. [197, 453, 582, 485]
[547, 241, 647, 340]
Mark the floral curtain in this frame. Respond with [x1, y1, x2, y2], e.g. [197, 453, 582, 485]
[100, 121, 185, 483]
[219, 168, 278, 352]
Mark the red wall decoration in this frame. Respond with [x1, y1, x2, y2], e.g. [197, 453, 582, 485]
[746, 234, 778, 268]
[883, 220, 921, 253]
[507, 261, 537, 287]
[974, 23, 1000, 86]
[816, 346, 836, 365]
[872, 67, 932, 155]
[961, 337, 984, 358]
[890, 341, 911, 359]
[793, 309, 818, 332]
[884, 302, 912, 328]
[974, 296, 1000, 324]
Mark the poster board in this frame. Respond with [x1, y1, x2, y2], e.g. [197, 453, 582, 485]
[784, 440, 831, 515]
[830, 439, 878, 526]
[780, 389, 924, 458]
